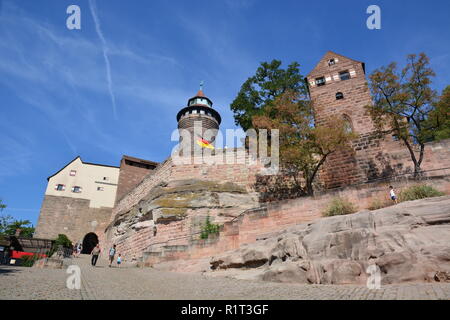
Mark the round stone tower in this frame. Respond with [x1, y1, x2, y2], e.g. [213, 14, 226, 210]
[176, 86, 221, 154]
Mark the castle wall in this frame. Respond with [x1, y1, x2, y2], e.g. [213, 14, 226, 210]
[115, 158, 156, 204]
[143, 170, 450, 271]
[103, 150, 266, 259]
[102, 139, 450, 262]
[34, 195, 112, 244]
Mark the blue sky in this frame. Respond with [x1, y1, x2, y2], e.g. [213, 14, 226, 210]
[0, 0, 449, 226]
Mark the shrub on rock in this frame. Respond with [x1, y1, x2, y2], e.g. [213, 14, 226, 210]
[399, 185, 444, 202]
[322, 197, 357, 217]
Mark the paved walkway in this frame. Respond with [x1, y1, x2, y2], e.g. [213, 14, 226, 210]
[1, 255, 449, 300]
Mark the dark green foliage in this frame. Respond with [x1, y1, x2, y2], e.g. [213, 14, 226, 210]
[21, 254, 40, 267]
[200, 216, 220, 240]
[48, 234, 72, 257]
[230, 59, 307, 131]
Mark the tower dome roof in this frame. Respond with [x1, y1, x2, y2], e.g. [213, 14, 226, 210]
[187, 90, 213, 108]
[176, 87, 221, 124]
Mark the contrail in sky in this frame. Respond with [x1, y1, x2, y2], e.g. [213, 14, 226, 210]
[89, 0, 118, 119]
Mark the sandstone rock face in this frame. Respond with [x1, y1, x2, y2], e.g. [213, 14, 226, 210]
[210, 196, 450, 285]
[108, 179, 259, 244]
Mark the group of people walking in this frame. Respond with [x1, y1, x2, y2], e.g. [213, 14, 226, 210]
[72, 242, 122, 267]
[90, 243, 122, 267]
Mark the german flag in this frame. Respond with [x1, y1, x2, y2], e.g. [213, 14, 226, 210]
[196, 138, 214, 149]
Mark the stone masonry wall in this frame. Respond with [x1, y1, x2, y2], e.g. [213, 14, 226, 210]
[115, 160, 155, 205]
[35, 195, 112, 244]
[103, 150, 266, 259]
[144, 172, 450, 270]
[103, 140, 450, 263]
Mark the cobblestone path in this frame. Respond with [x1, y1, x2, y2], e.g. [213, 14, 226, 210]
[1, 255, 449, 300]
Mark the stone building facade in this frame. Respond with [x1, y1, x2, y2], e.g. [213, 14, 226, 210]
[115, 155, 158, 204]
[306, 51, 410, 188]
[35, 157, 120, 252]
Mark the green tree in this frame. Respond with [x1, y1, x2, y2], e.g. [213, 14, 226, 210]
[230, 59, 307, 131]
[366, 53, 439, 176]
[0, 200, 35, 238]
[253, 91, 356, 196]
[426, 85, 450, 141]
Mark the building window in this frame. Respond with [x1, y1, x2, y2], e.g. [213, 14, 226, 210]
[200, 110, 205, 115]
[328, 59, 335, 66]
[315, 77, 326, 86]
[103, 177, 109, 181]
[72, 186, 82, 193]
[70, 170, 76, 176]
[55, 184, 65, 191]
[97, 187, 104, 191]
[336, 92, 344, 100]
[339, 71, 350, 81]
[192, 109, 197, 114]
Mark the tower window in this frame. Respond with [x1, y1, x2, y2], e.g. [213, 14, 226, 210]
[70, 170, 77, 176]
[97, 187, 104, 191]
[72, 186, 82, 193]
[315, 77, 325, 86]
[339, 71, 351, 81]
[55, 184, 65, 191]
[103, 177, 109, 181]
[192, 110, 197, 114]
[336, 92, 344, 100]
[200, 110, 205, 115]
[328, 59, 335, 66]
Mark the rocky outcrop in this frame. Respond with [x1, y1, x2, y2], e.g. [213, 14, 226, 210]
[108, 179, 259, 241]
[210, 196, 450, 285]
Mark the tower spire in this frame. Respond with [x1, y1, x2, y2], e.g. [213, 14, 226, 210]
[199, 80, 204, 92]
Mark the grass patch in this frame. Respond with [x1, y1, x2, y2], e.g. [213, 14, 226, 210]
[322, 197, 357, 217]
[399, 184, 445, 202]
[368, 198, 393, 211]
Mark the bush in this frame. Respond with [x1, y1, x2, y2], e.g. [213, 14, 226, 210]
[48, 234, 72, 257]
[21, 254, 40, 267]
[398, 185, 445, 202]
[323, 197, 357, 217]
[200, 216, 220, 239]
[368, 198, 393, 211]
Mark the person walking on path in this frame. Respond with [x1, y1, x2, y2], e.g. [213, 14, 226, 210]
[91, 244, 101, 266]
[117, 254, 122, 268]
[74, 243, 82, 257]
[389, 186, 398, 204]
[108, 244, 116, 267]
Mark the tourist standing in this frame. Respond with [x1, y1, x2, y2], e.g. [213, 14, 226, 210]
[117, 254, 122, 268]
[108, 244, 116, 267]
[76, 243, 82, 257]
[389, 186, 398, 204]
[91, 244, 101, 266]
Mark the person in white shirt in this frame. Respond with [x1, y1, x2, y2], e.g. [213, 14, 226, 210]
[389, 186, 398, 204]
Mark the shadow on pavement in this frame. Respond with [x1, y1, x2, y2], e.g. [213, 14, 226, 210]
[0, 266, 22, 275]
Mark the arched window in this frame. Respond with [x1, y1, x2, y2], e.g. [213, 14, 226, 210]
[342, 114, 353, 133]
[336, 92, 344, 100]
